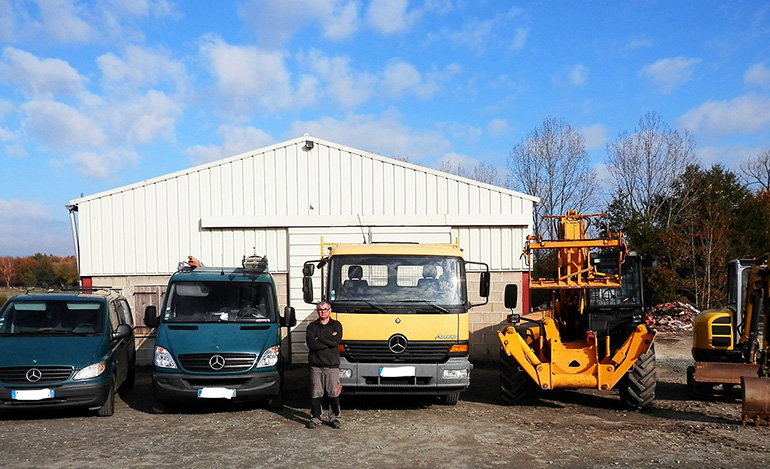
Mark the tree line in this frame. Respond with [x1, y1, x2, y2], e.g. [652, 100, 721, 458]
[451, 111, 770, 311]
[0, 254, 79, 289]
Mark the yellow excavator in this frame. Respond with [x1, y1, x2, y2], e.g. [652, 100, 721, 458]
[688, 255, 770, 425]
[498, 211, 656, 409]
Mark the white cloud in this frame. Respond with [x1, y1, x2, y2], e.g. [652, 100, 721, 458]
[200, 35, 299, 115]
[68, 148, 139, 179]
[0, 47, 89, 99]
[696, 144, 765, 172]
[0, 198, 48, 218]
[287, 112, 452, 160]
[301, 49, 374, 109]
[238, 0, 360, 46]
[570, 64, 588, 87]
[382, 59, 441, 99]
[678, 93, 770, 136]
[35, 0, 98, 43]
[640, 57, 702, 93]
[105, 90, 182, 143]
[487, 119, 511, 136]
[185, 125, 275, 165]
[21, 100, 105, 148]
[580, 124, 608, 150]
[366, 0, 414, 34]
[510, 28, 529, 51]
[97, 45, 189, 94]
[745, 63, 770, 88]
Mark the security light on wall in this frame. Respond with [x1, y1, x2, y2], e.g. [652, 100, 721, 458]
[303, 140, 314, 151]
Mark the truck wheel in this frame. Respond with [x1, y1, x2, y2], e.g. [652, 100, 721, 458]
[500, 350, 536, 405]
[97, 378, 116, 417]
[151, 389, 168, 414]
[618, 345, 656, 410]
[439, 392, 460, 405]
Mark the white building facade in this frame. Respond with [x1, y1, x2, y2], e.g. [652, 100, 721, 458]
[68, 136, 538, 364]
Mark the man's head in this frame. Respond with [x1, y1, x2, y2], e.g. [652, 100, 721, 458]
[316, 301, 331, 323]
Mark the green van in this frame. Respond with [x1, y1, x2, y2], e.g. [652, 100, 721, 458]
[144, 256, 296, 413]
[0, 290, 136, 417]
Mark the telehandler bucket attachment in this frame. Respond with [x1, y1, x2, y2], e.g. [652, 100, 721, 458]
[741, 376, 770, 426]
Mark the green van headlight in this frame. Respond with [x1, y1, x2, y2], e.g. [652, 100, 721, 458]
[74, 362, 106, 380]
[256, 346, 279, 368]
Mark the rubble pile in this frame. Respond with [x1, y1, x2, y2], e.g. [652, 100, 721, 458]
[647, 302, 699, 333]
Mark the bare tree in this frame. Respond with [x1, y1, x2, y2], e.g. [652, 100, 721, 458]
[605, 112, 697, 229]
[438, 160, 502, 186]
[740, 149, 770, 191]
[506, 116, 598, 238]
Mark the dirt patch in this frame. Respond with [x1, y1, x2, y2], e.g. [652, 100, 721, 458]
[2, 331, 769, 468]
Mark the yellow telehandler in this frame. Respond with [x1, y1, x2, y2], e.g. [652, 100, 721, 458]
[498, 210, 656, 409]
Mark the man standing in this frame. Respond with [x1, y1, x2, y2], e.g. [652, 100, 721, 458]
[305, 300, 343, 428]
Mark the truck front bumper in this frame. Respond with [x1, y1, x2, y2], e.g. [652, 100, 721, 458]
[338, 357, 471, 395]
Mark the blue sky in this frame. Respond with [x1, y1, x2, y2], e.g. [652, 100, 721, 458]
[1, 0, 769, 257]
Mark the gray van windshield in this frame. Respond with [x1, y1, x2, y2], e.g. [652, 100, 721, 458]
[0, 300, 104, 335]
[163, 281, 276, 323]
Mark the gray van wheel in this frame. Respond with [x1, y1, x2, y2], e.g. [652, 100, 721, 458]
[97, 378, 115, 417]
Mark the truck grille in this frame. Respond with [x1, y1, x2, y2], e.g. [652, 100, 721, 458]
[0, 366, 74, 384]
[178, 353, 257, 372]
[344, 341, 451, 363]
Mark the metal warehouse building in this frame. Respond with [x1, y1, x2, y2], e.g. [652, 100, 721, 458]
[67, 136, 538, 364]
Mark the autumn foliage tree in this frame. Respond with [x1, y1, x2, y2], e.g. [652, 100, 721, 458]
[0, 255, 78, 289]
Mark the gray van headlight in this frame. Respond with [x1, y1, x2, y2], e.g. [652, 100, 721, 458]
[256, 346, 279, 368]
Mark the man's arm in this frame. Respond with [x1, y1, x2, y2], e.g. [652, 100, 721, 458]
[306, 323, 328, 351]
[317, 321, 343, 348]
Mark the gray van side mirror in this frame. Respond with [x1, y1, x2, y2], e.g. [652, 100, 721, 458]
[113, 323, 132, 340]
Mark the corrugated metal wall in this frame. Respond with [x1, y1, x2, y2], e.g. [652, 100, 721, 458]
[72, 136, 536, 277]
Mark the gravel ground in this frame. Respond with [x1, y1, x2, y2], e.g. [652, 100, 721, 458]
[1, 331, 769, 468]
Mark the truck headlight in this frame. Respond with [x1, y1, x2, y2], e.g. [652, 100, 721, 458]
[154, 346, 178, 369]
[442, 369, 469, 379]
[73, 362, 106, 380]
[256, 346, 279, 368]
[340, 368, 352, 379]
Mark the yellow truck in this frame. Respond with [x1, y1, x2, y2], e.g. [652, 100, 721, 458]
[302, 240, 490, 404]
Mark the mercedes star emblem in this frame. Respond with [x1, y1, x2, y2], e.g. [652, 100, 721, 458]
[26, 368, 42, 383]
[388, 334, 408, 354]
[209, 355, 226, 370]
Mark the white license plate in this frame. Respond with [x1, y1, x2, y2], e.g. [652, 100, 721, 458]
[379, 366, 416, 377]
[197, 388, 236, 399]
[11, 389, 55, 401]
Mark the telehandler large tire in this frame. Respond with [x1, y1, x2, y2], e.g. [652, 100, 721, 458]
[618, 345, 656, 410]
[500, 349, 537, 405]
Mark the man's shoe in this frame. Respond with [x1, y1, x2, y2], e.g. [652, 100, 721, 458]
[306, 419, 320, 429]
[331, 419, 341, 429]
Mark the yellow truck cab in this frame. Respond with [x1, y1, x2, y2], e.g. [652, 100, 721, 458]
[302, 241, 490, 405]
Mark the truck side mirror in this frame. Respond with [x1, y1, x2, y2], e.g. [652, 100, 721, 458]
[303, 277, 314, 303]
[504, 284, 518, 309]
[479, 271, 490, 298]
[302, 263, 315, 276]
[144, 305, 159, 328]
[281, 306, 297, 327]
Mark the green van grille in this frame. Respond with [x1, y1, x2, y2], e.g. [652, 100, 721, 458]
[0, 366, 74, 384]
[178, 353, 257, 372]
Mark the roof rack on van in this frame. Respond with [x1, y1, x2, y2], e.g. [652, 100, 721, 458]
[38, 286, 122, 295]
[243, 255, 268, 272]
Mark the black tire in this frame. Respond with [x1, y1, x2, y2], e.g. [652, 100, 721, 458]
[120, 362, 136, 391]
[618, 345, 656, 410]
[439, 392, 460, 406]
[267, 391, 284, 411]
[500, 349, 537, 405]
[97, 378, 116, 417]
[151, 387, 168, 414]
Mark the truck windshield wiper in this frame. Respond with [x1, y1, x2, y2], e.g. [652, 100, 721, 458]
[398, 300, 450, 314]
[359, 300, 389, 314]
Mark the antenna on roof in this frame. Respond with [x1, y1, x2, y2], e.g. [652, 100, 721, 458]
[357, 214, 367, 244]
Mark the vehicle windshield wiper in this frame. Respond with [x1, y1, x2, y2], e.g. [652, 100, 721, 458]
[398, 300, 450, 313]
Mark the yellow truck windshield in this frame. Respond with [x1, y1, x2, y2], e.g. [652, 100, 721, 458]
[328, 255, 466, 312]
